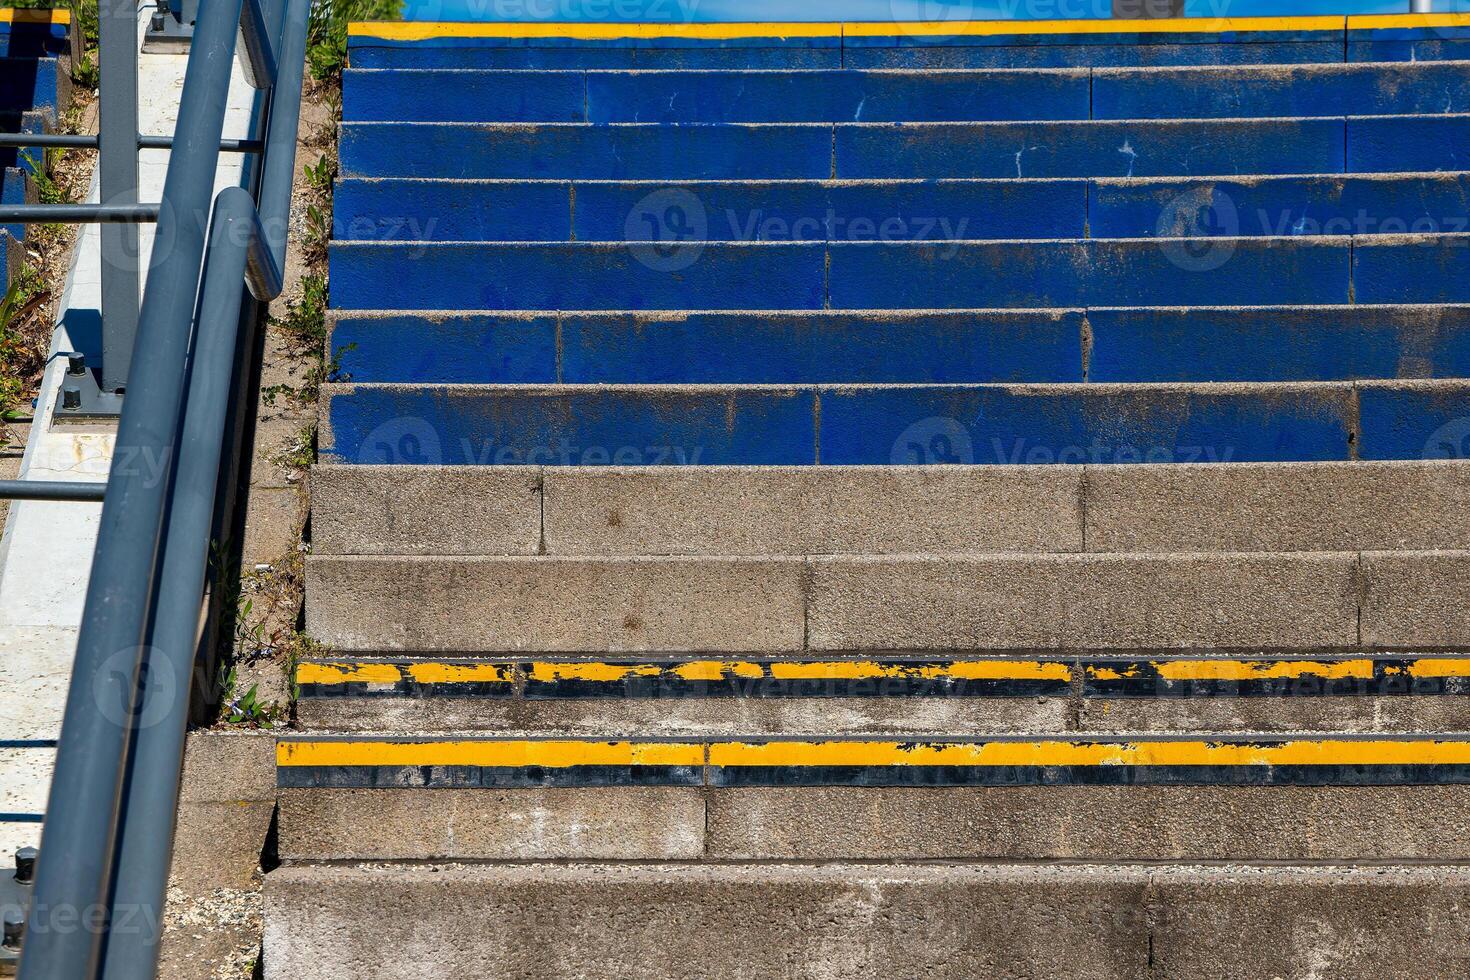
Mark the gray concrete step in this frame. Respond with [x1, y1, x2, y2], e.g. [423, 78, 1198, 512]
[275, 776, 1470, 863]
[304, 549, 1470, 653]
[264, 862, 1470, 979]
[292, 654, 1470, 736]
[311, 459, 1470, 558]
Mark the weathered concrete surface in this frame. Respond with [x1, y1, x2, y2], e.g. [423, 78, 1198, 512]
[264, 862, 1151, 980]
[1148, 865, 1470, 980]
[1361, 550, 1470, 648]
[312, 464, 1084, 557]
[265, 862, 1470, 979]
[1085, 460, 1470, 553]
[542, 465, 1083, 556]
[312, 464, 541, 555]
[1075, 695, 1470, 734]
[170, 732, 277, 893]
[807, 552, 1359, 650]
[704, 785, 1470, 862]
[295, 693, 1070, 736]
[279, 787, 705, 861]
[306, 555, 806, 652]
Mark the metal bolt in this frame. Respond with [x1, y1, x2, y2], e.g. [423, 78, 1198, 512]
[14, 848, 36, 885]
[65, 352, 86, 376]
[2, 909, 21, 950]
[61, 387, 82, 411]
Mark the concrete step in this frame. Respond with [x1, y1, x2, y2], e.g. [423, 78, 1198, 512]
[328, 237, 1407, 312]
[264, 861, 1470, 980]
[0, 10, 72, 59]
[332, 174, 1470, 245]
[328, 309, 1088, 384]
[343, 16, 1470, 70]
[343, 68, 1094, 124]
[0, 54, 67, 117]
[309, 460, 1470, 558]
[328, 306, 1470, 386]
[274, 733, 1470, 790]
[341, 62, 1470, 125]
[332, 178, 1093, 242]
[271, 734, 1470, 867]
[318, 380, 1470, 467]
[290, 654, 1470, 737]
[339, 117, 1442, 180]
[304, 549, 1470, 653]
[1093, 60, 1470, 118]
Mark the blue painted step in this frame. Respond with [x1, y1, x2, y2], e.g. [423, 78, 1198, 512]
[1347, 23, 1470, 64]
[342, 62, 1470, 125]
[1087, 306, 1470, 382]
[339, 123, 834, 179]
[1091, 174, 1470, 238]
[346, 26, 1354, 72]
[342, 68, 1093, 124]
[332, 179, 1090, 242]
[1354, 235, 1470, 303]
[1, 165, 32, 244]
[330, 307, 1470, 386]
[341, 118, 1424, 181]
[0, 56, 67, 116]
[1348, 115, 1470, 172]
[1093, 62, 1470, 119]
[329, 242, 827, 311]
[0, 16, 71, 58]
[333, 174, 1470, 244]
[837, 119, 1347, 179]
[329, 310, 1087, 385]
[321, 381, 1470, 466]
[328, 238, 1380, 311]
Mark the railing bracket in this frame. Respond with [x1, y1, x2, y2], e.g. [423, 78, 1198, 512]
[0, 847, 37, 973]
[143, 0, 196, 54]
[52, 352, 123, 423]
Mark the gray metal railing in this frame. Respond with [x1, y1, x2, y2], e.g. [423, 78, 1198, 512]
[2, 0, 311, 975]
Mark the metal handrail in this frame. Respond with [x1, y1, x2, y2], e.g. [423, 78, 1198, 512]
[16, 0, 311, 974]
[0, 133, 264, 152]
[0, 481, 106, 502]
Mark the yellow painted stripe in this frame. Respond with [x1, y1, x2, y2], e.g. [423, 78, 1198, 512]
[348, 21, 841, 42]
[405, 662, 514, 684]
[277, 739, 703, 768]
[1405, 657, 1470, 679]
[526, 661, 661, 682]
[766, 660, 1070, 681]
[1349, 13, 1470, 30]
[0, 9, 70, 24]
[278, 738, 1470, 770]
[349, 15, 1351, 44]
[845, 16, 1344, 38]
[295, 662, 405, 685]
[294, 662, 514, 685]
[1149, 659, 1375, 682]
[709, 739, 1470, 768]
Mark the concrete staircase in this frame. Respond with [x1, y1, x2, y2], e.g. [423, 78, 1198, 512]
[0, 10, 71, 285]
[271, 16, 1470, 978]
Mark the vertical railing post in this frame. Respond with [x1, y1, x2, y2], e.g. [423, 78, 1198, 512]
[1411, 0, 1434, 13]
[100, 0, 140, 393]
